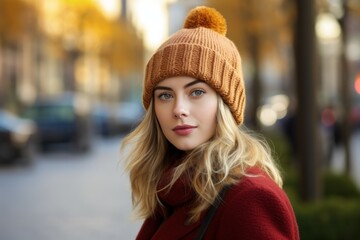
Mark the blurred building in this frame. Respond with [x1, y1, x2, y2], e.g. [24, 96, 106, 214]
[0, 0, 144, 113]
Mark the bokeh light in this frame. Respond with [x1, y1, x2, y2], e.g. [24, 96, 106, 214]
[355, 74, 360, 95]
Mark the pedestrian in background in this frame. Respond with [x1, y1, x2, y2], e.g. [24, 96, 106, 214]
[121, 6, 299, 240]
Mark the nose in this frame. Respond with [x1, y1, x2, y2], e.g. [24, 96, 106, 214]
[173, 97, 189, 119]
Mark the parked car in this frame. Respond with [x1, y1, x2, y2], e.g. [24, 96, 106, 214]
[0, 110, 37, 164]
[23, 92, 92, 152]
[91, 104, 117, 137]
[115, 102, 144, 133]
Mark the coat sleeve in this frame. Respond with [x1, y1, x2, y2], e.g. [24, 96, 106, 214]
[215, 182, 299, 240]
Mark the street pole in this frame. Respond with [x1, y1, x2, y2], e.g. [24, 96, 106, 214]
[294, 0, 321, 201]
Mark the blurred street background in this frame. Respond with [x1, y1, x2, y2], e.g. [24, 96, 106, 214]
[0, 136, 142, 240]
[1, 0, 360, 239]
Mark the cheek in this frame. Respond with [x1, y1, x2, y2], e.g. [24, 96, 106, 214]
[154, 104, 168, 127]
[197, 99, 217, 122]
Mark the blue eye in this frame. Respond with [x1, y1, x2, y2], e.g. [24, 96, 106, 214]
[191, 89, 205, 97]
[158, 93, 172, 100]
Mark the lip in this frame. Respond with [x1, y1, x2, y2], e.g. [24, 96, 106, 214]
[172, 125, 197, 136]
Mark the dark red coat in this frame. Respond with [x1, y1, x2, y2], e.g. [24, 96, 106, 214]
[136, 167, 300, 240]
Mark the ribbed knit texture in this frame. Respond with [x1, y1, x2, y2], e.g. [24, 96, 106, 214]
[143, 26, 246, 124]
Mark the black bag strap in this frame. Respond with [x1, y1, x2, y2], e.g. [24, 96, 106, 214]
[195, 185, 230, 240]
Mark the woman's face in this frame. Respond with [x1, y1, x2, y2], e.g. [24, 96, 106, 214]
[154, 76, 218, 151]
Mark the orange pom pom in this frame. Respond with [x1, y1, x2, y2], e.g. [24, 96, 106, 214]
[183, 6, 227, 36]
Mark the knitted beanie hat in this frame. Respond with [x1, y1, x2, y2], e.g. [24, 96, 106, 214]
[143, 6, 246, 124]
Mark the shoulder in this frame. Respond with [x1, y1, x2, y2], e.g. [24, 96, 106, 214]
[211, 167, 299, 240]
[227, 167, 287, 205]
[224, 167, 293, 218]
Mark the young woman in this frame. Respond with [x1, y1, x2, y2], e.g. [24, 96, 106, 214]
[121, 6, 300, 240]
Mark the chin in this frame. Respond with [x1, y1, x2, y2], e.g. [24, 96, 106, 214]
[171, 141, 197, 151]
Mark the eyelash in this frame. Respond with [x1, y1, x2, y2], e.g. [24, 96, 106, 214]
[191, 89, 206, 97]
[156, 89, 206, 100]
[157, 92, 172, 100]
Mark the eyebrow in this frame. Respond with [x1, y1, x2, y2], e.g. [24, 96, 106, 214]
[154, 79, 204, 91]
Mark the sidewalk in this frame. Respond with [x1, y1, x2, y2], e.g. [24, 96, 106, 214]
[330, 129, 360, 188]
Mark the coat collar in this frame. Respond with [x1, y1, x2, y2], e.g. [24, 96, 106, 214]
[157, 166, 195, 208]
[136, 164, 201, 240]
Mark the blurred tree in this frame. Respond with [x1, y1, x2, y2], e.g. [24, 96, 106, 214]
[349, 0, 360, 16]
[46, 0, 143, 74]
[339, 0, 352, 176]
[100, 20, 144, 74]
[0, 0, 37, 45]
[0, 0, 38, 109]
[36, 0, 143, 94]
[207, 0, 295, 129]
[0, 0, 144, 110]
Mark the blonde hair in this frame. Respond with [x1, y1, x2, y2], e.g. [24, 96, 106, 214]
[121, 96, 282, 222]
